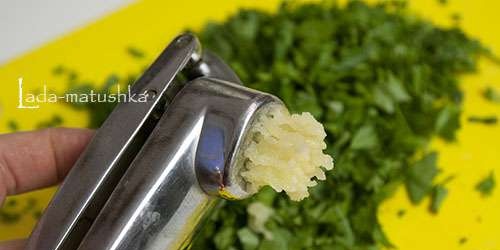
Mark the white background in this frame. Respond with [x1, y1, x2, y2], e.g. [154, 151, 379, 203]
[0, 0, 133, 64]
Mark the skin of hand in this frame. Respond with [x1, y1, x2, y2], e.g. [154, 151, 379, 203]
[0, 128, 94, 250]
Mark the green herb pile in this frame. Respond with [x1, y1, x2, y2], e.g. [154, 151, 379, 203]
[191, 1, 488, 249]
[1, 0, 492, 248]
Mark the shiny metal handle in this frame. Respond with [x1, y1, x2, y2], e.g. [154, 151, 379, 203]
[76, 98, 213, 250]
[25, 34, 202, 250]
[75, 78, 281, 250]
[26, 32, 276, 250]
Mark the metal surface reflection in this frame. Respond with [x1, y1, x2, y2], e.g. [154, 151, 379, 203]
[25, 33, 284, 250]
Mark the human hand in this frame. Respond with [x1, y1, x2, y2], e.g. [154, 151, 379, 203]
[0, 128, 93, 250]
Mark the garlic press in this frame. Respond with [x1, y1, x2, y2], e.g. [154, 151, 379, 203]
[26, 33, 284, 250]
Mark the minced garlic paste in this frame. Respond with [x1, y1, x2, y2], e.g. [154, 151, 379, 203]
[240, 105, 334, 201]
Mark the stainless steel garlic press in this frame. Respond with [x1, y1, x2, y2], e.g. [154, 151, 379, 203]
[25, 33, 284, 250]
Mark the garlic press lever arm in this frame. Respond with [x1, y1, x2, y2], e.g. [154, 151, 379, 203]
[25, 34, 202, 250]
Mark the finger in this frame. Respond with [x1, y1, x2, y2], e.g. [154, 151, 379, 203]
[0, 128, 94, 203]
[0, 239, 25, 250]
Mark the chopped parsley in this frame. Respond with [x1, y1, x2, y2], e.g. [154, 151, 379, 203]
[429, 185, 448, 214]
[192, 1, 488, 249]
[482, 87, 500, 103]
[467, 115, 498, 125]
[475, 172, 496, 196]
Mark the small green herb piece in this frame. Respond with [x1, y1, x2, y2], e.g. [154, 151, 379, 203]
[438, 0, 448, 5]
[126, 46, 145, 59]
[467, 115, 498, 125]
[6, 199, 18, 208]
[237, 228, 259, 250]
[482, 87, 500, 103]
[475, 171, 496, 196]
[397, 209, 406, 218]
[405, 152, 439, 204]
[429, 185, 448, 214]
[52, 65, 65, 75]
[0, 210, 21, 224]
[214, 227, 235, 249]
[36, 114, 64, 129]
[7, 120, 19, 131]
[350, 125, 378, 150]
[459, 237, 467, 245]
[0, 198, 34, 224]
[33, 210, 43, 219]
[435, 105, 461, 141]
[451, 13, 462, 23]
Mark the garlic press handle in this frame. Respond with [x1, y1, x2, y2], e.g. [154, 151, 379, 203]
[25, 34, 202, 250]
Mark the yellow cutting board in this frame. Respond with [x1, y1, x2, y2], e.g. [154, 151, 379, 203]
[0, 0, 499, 249]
